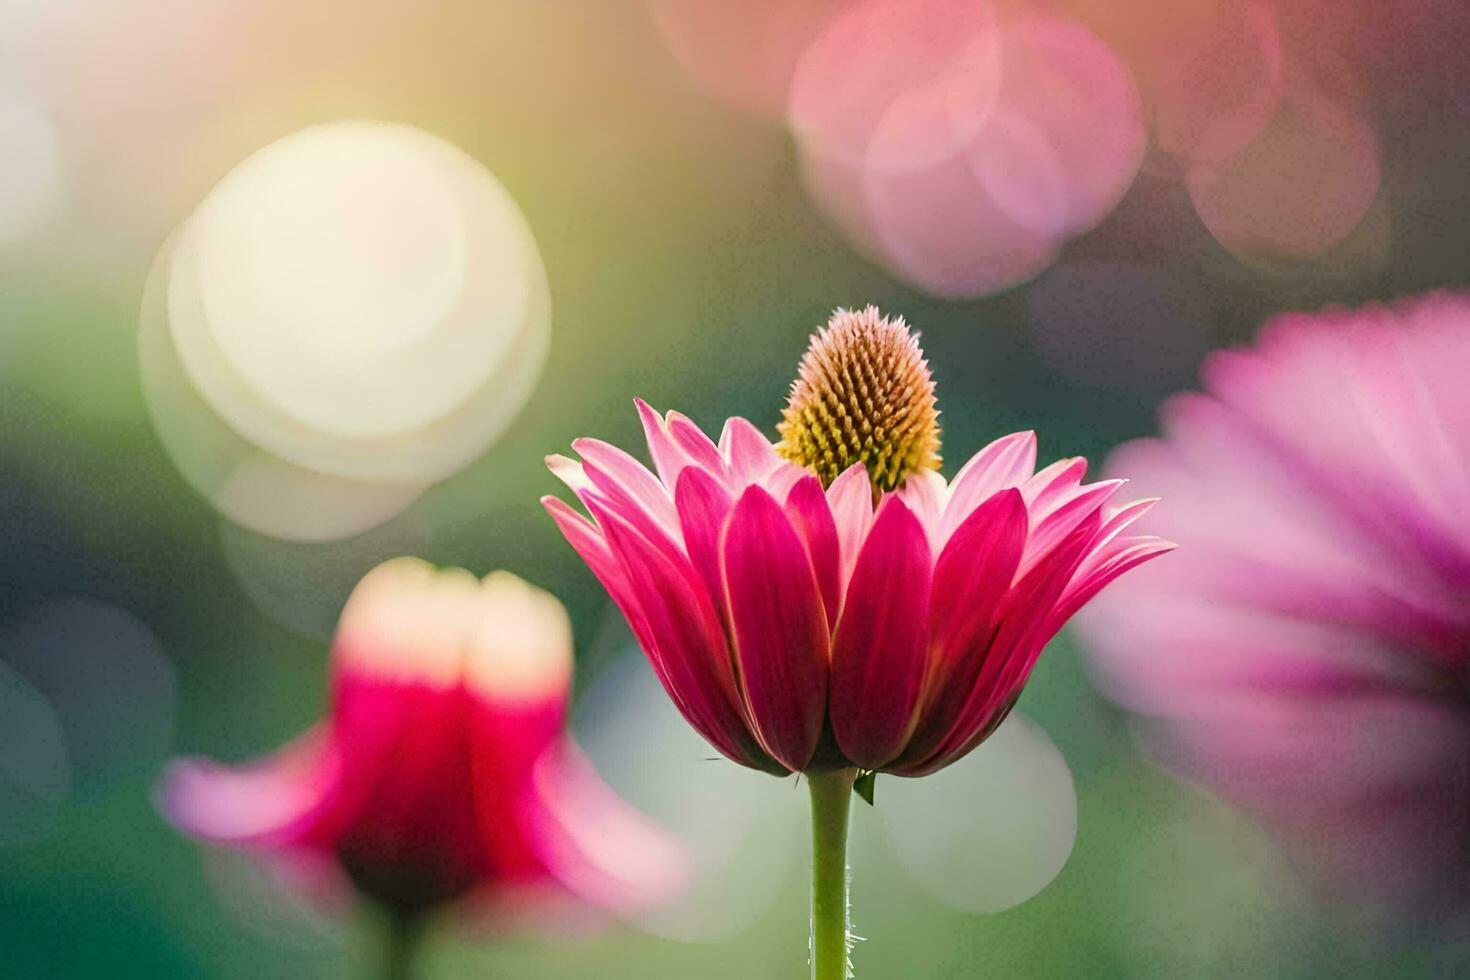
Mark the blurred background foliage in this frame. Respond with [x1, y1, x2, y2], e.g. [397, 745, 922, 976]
[3, 0, 1470, 976]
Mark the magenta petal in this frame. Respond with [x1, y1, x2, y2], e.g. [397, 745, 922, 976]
[830, 496, 933, 768]
[636, 398, 688, 488]
[596, 501, 777, 772]
[581, 484, 687, 575]
[666, 412, 728, 479]
[784, 474, 843, 620]
[674, 467, 736, 613]
[573, 438, 680, 538]
[897, 469, 946, 554]
[546, 454, 596, 496]
[720, 486, 830, 772]
[576, 455, 685, 555]
[942, 431, 1038, 539]
[720, 416, 783, 485]
[921, 513, 1102, 773]
[544, 496, 648, 641]
[1053, 535, 1176, 626]
[521, 741, 691, 912]
[928, 488, 1029, 670]
[764, 460, 811, 502]
[1019, 478, 1126, 576]
[987, 513, 1102, 692]
[893, 489, 1027, 770]
[159, 727, 338, 846]
[1022, 457, 1088, 513]
[1094, 497, 1159, 545]
[827, 461, 876, 589]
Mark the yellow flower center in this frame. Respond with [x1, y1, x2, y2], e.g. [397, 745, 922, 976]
[776, 306, 941, 492]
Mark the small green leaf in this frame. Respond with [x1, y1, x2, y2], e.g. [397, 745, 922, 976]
[853, 770, 877, 806]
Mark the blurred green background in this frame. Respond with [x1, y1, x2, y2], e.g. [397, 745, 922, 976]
[3, 1, 1470, 976]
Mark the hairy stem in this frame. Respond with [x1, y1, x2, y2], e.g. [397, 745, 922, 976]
[808, 767, 859, 980]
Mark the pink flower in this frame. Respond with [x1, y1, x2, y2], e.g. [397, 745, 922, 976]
[160, 558, 687, 920]
[544, 307, 1172, 777]
[1076, 293, 1470, 914]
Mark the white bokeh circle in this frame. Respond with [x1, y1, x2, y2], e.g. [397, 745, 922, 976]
[878, 712, 1077, 915]
[139, 235, 432, 541]
[0, 93, 64, 245]
[189, 121, 539, 438]
[166, 209, 550, 485]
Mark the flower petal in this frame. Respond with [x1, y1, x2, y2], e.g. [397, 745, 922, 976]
[573, 437, 680, 539]
[674, 466, 736, 613]
[942, 431, 1037, 540]
[893, 489, 1027, 771]
[636, 398, 688, 489]
[827, 462, 876, 590]
[764, 460, 811, 502]
[158, 727, 339, 846]
[897, 469, 947, 555]
[720, 416, 783, 486]
[1019, 478, 1127, 576]
[544, 496, 646, 642]
[1022, 457, 1088, 514]
[784, 474, 842, 620]
[519, 740, 692, 912]
[990, 512, 1103, 693]
[720, 486, 830, 772]
[830, 496, 933, 769]
[667, 412, 727, 480]
[915, 512, 1103, 774]
[928, 488, 1029, 671]
[1053, 534, 1177, 626]
[546, 454, 595, 496]
[1094, 497, 1159, 545]
[595, 499, 776, 771]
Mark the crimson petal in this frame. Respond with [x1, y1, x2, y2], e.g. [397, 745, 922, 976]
[720, 486, 830, 772]
[894, 488, 1027, 770]
[596, 500, 777, 772]
[830, 496, 933, 768]
[784, 474, 843, 620]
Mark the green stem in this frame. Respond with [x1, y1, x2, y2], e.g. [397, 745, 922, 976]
[383, 908, 423, 980]
[808, 767, 859, 980]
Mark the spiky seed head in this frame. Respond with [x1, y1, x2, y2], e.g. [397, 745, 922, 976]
[776, 306, 941, 492]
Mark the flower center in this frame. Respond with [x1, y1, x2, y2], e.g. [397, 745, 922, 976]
[776, 306, 941, 492]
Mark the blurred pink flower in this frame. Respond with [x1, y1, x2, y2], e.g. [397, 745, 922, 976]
[1078, 293, 1470, 914]
[161, 558, 687, 921]
[544, 307, 1172, 776]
